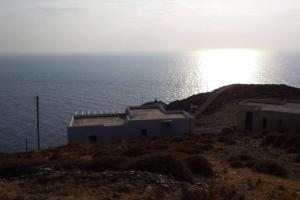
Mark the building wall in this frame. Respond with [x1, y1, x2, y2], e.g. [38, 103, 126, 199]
[237, 105, 300, 132]
[68, 117, 193, 144]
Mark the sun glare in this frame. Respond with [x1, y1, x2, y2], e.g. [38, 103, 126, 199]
[196, 49, 263, 90]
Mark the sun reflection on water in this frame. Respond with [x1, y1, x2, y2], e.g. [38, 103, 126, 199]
[195, 49, 264, 91]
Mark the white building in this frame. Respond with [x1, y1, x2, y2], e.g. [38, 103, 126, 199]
[237, 99, 300, 132]
[68, 104, 193, 144]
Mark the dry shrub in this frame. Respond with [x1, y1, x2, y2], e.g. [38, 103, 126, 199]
[282, 136, 298, 149]
[203, 144, 215, 151]
[151, 143, 169, 150]
[55, 144, 87, 156]
[229, 154, 255, 162]
[261, 133, 300, 154]
[199, 139, 214, 145]
[122, 154, 193, 182]
[221, 127, 234, 135]
[144, 186, 165, 200]
[294, 153, 300, 163]
[261, 135, 276, 146]
[294, 140, 300, 151]
[184, 155, 214, 177]
[88, 156, 126, 170]
[278, 126, 289, 133]
[49, 152, 61, 160]
[122, 145, 148, 157]
[0, 158, 44, 178]
[228, 154, 255, 169]
[273, 135, 286, 148]
[170, 137, 184, 143]
[183, 182, 246, 200]
[253, 160, 287, 177]
[56, 156, 126, 171]
[91, 150, 107, 158]
[181, 187, 211, 200]
[218, 136, 236, 145]
[170, 146, 201, 154]
[215, 186, 246, 200]
[230, 161, 244, 168]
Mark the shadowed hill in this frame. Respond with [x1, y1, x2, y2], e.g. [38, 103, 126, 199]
[167, 84, 300, 113]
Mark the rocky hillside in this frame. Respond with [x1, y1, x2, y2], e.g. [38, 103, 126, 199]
[1, 84, 300, 200]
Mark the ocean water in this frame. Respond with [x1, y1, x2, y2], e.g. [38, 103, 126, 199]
[1, 50, 300, 153]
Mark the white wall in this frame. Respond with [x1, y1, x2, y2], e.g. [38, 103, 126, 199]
[238, 105, 300, 132]
[68, 117, 193, 144]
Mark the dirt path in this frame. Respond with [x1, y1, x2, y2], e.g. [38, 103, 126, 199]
[194, 84, 235, 118]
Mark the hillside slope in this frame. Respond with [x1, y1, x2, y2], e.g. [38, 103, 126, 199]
[1, 84, 300, 200]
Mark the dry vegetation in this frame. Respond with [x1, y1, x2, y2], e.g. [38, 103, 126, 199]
[1, 84, 300, 200]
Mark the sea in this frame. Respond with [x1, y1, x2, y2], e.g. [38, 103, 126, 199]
[1, 49, 300, 153]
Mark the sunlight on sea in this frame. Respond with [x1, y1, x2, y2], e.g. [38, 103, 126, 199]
[193, 49, 264, 91]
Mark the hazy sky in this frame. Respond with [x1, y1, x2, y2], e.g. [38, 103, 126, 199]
[0, 0, 300, 53]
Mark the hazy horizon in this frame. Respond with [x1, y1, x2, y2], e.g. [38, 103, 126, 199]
[1, 0, 300, 54]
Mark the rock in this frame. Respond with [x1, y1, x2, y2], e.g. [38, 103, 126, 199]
[221, 127, 234, 135]
[146, 185, 153, 192]
[113, 191, 121, 199]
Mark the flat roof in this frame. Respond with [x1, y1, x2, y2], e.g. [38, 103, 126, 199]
[242, 100, 300, 114]
[69, 105, 190, 127]
[130, 108, 186, 120]
[71, 116, 125, 127]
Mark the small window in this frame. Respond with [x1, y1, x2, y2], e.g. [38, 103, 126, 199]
[141, 129, 148, 136]
[89, 135, 97, 143]
[262, 117, 267, 129]
[162, 121, 171, 128]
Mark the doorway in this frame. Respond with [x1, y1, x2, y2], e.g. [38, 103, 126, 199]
[245, 112, 253, 131]
[141, 129, 148, 136]
[262, 117, 268, 129]
[89, 135, 97, 143]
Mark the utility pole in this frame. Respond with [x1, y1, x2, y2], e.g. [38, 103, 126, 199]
[36, 96, 40, 151]
[25, 138, 28, 153]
